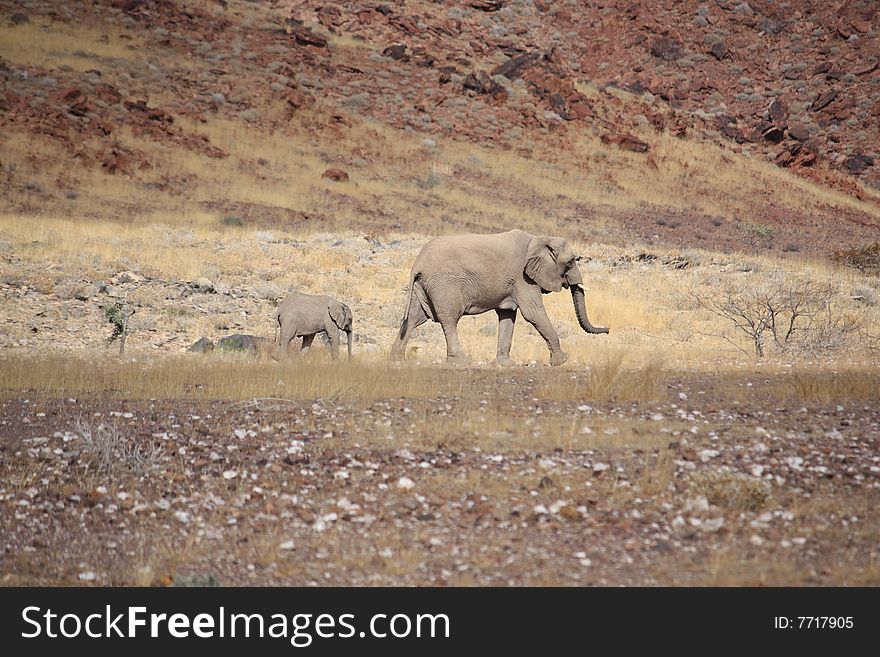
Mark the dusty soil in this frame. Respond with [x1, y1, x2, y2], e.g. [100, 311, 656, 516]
[2, 369, 878, 586]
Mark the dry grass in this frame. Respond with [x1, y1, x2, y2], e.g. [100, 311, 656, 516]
[0, 353, 474, 401]
[0, 20, 141, 71]
[783, 369, 880, 402]
[688, 470, 771, 512]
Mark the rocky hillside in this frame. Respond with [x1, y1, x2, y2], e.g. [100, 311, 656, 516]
[1, 0, 879, 251]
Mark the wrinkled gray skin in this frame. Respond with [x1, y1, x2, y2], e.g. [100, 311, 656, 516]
[389, 229, 608, 366]
[274, 291, 353, 360]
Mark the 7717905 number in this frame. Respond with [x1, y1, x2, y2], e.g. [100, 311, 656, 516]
[774, 617, 853, 629]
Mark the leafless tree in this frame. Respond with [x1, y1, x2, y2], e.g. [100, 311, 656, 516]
[692, 277, 860, 357]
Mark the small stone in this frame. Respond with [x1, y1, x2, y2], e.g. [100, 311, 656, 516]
[322, 168, 349, 182]
[279, 540, 296, 550]
[559, 505, 580, 521]
[223, 470, 238, 480]
[699, 449, 720, 461]
[396, 476, 415, 490]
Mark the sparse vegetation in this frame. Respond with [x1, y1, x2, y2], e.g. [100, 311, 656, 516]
[831, 242, 880, 276]
[691, 276, 865, 357]
[689, 470, 771, 512]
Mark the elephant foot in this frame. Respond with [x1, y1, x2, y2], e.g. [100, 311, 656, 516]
[549, 351, 569, 366]
[495, 355, 515, 367]
[446, 353, 470, 366]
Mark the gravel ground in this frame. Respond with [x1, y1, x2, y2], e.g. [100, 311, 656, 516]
[2, 370, 878, 586]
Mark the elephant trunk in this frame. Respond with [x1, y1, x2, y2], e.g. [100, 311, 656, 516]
[571, 285, 609, 334]
[346, 329, 352, 360]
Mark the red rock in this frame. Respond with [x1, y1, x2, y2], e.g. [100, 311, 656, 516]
[94, 83, 122, 104]
[768, 98, 788, 125]
[792, 150, 816, 167]
[569, 101, 594, 120]
[383, 44, 407, 60]
[284, 19, 327, 47]
[316, 5, 342, 28]
[855, 60, 878, 76]
[60, 87, 82, 102]
[709, 41, 728, 60]
[844, 154, 874, 174]
[470, 0, 504, 10]
[322, 168, 349, 182]
[392, 15, 420, 36]
[649, 36, 682, 61]
[811, 90, 838, 111]
[775, 149, 792, 167]
[787, 123, 810, 141]
[762, 125, 785, 142]
[285, 89, 307, 109]
[601, 132, 650, 152]
[491, 52, 540, 80]
[851, 19, 871, 34]
[101, 149, 129, 174]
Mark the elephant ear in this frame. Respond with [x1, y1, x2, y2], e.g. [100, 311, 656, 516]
[524, 236, 564, 293]
[329, 302, 352, 330]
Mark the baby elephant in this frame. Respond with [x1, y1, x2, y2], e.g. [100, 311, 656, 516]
[274, 291, 353, 360]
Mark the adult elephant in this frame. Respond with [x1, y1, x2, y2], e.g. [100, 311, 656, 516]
[389, 229, 608, 366]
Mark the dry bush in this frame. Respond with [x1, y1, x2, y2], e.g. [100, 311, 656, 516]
[831, 242, 880, 276]
[74, 417, 162, 480]
[692, 275, 863, 357]
[785, 370, 880, 402]
[688, 470, 770, 512]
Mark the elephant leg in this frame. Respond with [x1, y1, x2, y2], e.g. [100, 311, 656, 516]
[323, 318, 340, 360]
[278, 323, 297, 360]
[440, 318, 468, 362]
[300, 334, 315, 354]
[495, 308, 517, 366]
[390, 301, 428, 361]
[518, 300, 568, 366]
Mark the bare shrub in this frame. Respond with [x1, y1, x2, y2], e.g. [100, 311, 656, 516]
[831, 242, 880, 276]
[692, 275, 862, 357]
[689, 470, 770, 511]
[74, 418, 161, 479]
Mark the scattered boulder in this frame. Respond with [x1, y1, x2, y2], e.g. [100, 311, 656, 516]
[462, 70, 504, 96]
[470, 1, 504, 10]
[601, 132, 650, 153]
[194, 278, 215, 293]
[216, 334, 270, 354]
[844, 154, 874, 174]
[491, 52, 540, 80]
[251, 282, 282, 300]
[709, 41, 728, 60]
[382, 44, 407, 60]
[787, 123, 810, 141]
[649, 36, 682, 62]
[284, 19, 327, 47]
[811, 90, 838, 112]
[761, 125, 785, 142]
[768, 98, 788, 126]
[188, 337, 215, 353]
[322, 168, 349, 182]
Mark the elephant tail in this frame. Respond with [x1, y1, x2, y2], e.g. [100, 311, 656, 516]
[398, 272, 418, 338]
